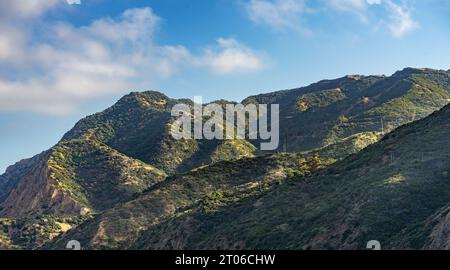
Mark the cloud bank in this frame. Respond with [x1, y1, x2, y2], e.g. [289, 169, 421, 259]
[0, 4, 265, 115]
[245, 0, 418, 37]
[245, 0, 308, 32]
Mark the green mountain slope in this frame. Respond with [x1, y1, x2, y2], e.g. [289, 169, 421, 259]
[0, 137, 166, 249]
[44, 153, 327, 249]
[130, 104, 450, 250]
[0, 137, 166, 218]
[1, 67, 449, 250]
[62, 91, 256, 175]
[245, 68, 450, 152]
[44, 132, 380, 250]
[0, 215, 89, 250]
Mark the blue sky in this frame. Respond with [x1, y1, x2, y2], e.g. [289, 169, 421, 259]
[0, 0, 449, 172]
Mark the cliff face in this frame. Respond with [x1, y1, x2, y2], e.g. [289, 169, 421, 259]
[0, 153, 46, 203]
[0, 152, 81, 218]
[0, 138, 167, 219]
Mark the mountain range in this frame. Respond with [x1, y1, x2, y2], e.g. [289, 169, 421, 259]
[1, 67, 450, 250]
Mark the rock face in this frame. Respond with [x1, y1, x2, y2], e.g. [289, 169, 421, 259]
[0, 139, 168, 219]
[425, 205, 450, 249]
[0, 153, 81, 218]
[0, 153, 46, 203]
[1, 67, 450, 249]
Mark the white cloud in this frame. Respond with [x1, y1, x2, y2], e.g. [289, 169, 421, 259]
[0, 25, 27, 63]
[326, 0, 417, 37]
[384, 0, 418, 38]
[0, 6, 265, 115]
[0, 7, 162, 114]
[197, 38, 265, 74]
[245, 0, 417, 37]
[87, 7, 160, 44]
[67, 0, 81, 4]
[327, 0, 373, 22]
[245, 0, 308, 32]
[328, 0, 369, 12]
[0, 0, 60, 18]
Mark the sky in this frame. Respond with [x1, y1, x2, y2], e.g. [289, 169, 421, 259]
[0, 0, 449, 173]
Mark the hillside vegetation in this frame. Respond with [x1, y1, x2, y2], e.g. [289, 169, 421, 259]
[1, 67, 449, 249]
[130, 105, 450, 250]
[245, 68, 450, 152]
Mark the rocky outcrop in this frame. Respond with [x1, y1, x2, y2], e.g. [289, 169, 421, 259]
[0, 152, 82, 218]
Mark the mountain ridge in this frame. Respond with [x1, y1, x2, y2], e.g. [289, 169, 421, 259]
[127, 103, 450, 250]
[1, 67, 449, 249]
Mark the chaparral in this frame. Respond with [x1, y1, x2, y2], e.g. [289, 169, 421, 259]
[170, 96, 280, 151]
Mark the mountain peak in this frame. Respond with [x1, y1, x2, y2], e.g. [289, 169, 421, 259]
[344, 74, 386, 81]
[109, 90, 177, 114]
[118, 90, 170, 103]
[391, 67, 446, 77]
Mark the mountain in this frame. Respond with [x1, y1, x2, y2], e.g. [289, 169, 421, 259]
[127, 104, 450, 250]
[46, 103, 450, 250]
[0, 92, 258, 249]
[46, 130, 383, 250]
[43, 152, 327, 249]
[0, 67, 449, 249]
[245, 68, 450, 152]
[0, 138, 166, 219]
[0, 137, 166, 249]
[61, 91, 256, 175]
[0, 92, 254, 248]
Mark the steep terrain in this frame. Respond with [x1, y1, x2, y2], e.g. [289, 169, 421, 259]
[44, 132, 382, 250]
[44, 152, 331, 249]
[245, 68, 450, 152]
[0, 92, 256, 248]
[1, 67, 449, 250]
[0, 138, 166, 218]
[0, 137, 166, 249]
[128, 104, 450, 250]
[62, 91, 256, 175]
[0, 215, 89, 250]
